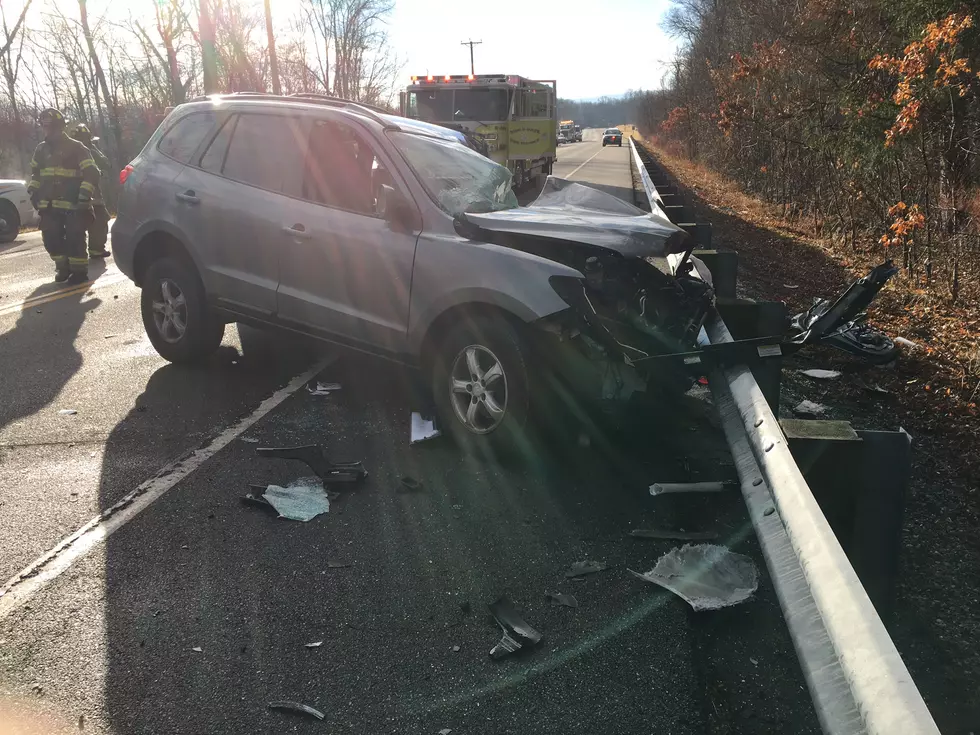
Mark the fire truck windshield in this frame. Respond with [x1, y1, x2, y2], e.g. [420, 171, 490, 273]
[452, 89, 509, 122]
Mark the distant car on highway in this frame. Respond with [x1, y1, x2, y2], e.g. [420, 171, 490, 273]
[112, 93, 707, 452]
[0, 179, 39, 243]
[557, 132, 568, 145]
[602, 128, 623, 147]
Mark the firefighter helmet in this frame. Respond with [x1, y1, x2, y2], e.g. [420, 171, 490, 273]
[39, 108, 66, 127]
[71, 122, 92, 142]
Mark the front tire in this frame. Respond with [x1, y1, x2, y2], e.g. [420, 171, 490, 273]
[0, 202, 20, 243]
[431, 316, 531, 454]
[141, 256, 224, 363]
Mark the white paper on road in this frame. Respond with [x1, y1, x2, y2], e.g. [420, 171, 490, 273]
[262, 477, 331, 522]
[630, 544, 758, 611]
[800, 369, 842, 380]
[410, 412, 441, 444]
[793, 400, 827, 416]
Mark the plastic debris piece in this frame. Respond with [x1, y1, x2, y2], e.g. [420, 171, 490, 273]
[240, 437, 259, 443]
[565, 560, 606, 578]
[629, 528, 718, 541]
[800, 369, 841, 380]
[894, 336, 918, 349]
[58, 409, 78, 416]
[793, 400, 827, 417]
[649, 481, 734, 496]
[750, 657, 759, 665]
[783, 283, 799, 289]
[305, 641, 323, 648]
[545, 592, 579, 608]
[256, 444, 367, 483]
[262, 478, 331, 522]
[488, 596, 542, 660]
[326, 561, 351, 569]
[307, 381, 342, 396]
[191, 646, 202, 652]
[411, 412, 441, 444]
[399, 476, 423, 492]
[268, 701, 325, 721]
[439, 730, 452, 735]
[452, 645, 460, 652]
[629, 544, 759, 611]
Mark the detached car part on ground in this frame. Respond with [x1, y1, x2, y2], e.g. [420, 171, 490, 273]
[111, 96, 899, 454]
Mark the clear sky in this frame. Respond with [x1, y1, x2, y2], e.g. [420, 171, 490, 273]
[387, 0, 679, 100]
[25, 0, 679, 101]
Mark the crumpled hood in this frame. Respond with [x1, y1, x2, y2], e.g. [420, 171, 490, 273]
[460, 176, 689, 258]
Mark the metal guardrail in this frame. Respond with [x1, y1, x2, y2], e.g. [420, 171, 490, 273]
[628, 137, 940, 735]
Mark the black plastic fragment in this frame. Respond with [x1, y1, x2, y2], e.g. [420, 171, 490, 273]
[256, 444, 367, 483]
[268, 701, 325, 720]
[488, 596, 542, 660]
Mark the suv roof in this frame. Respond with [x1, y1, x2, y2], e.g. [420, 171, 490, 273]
[180, 92, 399, 130]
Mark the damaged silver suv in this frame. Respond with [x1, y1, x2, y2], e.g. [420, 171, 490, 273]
[111, 94, 711, 449]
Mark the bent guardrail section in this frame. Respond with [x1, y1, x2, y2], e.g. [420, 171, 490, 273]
[628, 136, 940, 735]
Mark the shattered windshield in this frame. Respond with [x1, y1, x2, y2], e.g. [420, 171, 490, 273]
[389, 131, 518, 216]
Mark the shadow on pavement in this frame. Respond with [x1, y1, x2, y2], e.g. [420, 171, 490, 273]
[0, 258, 107, 435]
[97, 339, 818, 734]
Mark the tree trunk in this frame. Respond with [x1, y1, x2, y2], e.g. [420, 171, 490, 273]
[78, 0, 123, 166]
[264, 0, 281, 94]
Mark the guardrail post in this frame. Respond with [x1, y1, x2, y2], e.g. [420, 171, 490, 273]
[779, 419, 912, 622]
[715, 299, 785, 413]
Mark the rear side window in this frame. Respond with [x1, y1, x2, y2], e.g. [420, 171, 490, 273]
[198, 115, 236, 173]
[157, 113, 215, 163]
[222, 114, 301, 193]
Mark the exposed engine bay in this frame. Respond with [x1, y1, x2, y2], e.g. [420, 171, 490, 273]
[457, 178, 716, 402]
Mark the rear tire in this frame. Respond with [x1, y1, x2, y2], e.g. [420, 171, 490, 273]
[0, 202, 20, 243]
[141, 256, 224, 363]
[430, 315, 532, 455]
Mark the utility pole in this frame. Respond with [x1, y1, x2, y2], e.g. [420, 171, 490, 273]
[460, 39, 482, 75]
[199, 0, 218, 94]
[263, 0, 281, 94]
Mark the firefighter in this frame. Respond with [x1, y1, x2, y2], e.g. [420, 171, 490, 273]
[69, 122, 111, 258]
[27, 108, 100, 284]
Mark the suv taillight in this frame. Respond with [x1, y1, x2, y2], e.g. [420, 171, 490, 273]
[119, 164, 135, 185]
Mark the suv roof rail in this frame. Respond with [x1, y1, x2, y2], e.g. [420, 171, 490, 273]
[180, 92, 397, 129]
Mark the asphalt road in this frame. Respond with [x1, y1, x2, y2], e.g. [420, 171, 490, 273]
[0, 141, 819, 734]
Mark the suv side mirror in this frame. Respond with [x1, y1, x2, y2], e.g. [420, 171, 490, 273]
[378, 184, 420, 233]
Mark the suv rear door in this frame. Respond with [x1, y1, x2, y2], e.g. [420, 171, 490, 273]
[275, 114, 421, 355]
[172, 110, 308, 317]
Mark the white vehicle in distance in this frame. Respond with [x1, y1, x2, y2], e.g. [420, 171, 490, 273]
[0, 179, 39, 243]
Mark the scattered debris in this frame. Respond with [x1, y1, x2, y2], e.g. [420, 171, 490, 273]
[326, 561, 351, 569]
[307, 381, 342, 396]
[488, 596, 542, 660]
[793, 400, 827, 417]
[630, 544, 759, 611]
[783, 283, 799, 289]
[410, 412, 441, 444]
[649, 481, 734, 497]
[857, 380, 890, 395]
[103, 334, 116, 339]
[191, 646, 202, 652]
[894, 336, 919, 350]
[69, 491, 79, 503]
[565, 560, 606, 578]
[629, 528, 718, 541]
[399, 475, 423, 492]
[79, 714, 85, 729]
[800, 369, 841, 380]
[750, 657, 759, 666]
[58, 409, 78, 416]
[268, 701, 325, 721]
[452, 645, 460, 653]
[305, 641, 323, 648]
[256, 445, 367, 483]
[261, 479, 332, 522]
[438, 730, 452, 735]
[544, 592, 579, 608]
[240, 437, 259, 443]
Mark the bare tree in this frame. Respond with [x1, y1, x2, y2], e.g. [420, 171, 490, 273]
[78, 0, 123, 165]
[0, 0, 33, 174]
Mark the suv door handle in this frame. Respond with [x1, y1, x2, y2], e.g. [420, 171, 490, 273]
[282, 223, 311, 240]
[175, 191, 200, 205]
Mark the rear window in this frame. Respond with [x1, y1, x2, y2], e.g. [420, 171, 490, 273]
[605, 129, 620, 135]
[157, 113, 216, 164]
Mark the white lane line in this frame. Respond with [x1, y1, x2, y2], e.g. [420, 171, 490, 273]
[564, 147, 605, 180]
[0, 355, 333, 620]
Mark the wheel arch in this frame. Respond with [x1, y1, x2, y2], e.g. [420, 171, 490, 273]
[416, 300, 533, 375]
[131, 227, 199, 288]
